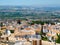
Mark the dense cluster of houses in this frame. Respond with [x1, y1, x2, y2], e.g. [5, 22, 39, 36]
[0, 20, 41, 45]
[0, 20, 60, 45]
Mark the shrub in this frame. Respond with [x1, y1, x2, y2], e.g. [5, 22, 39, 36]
[10, 30, 14, 33]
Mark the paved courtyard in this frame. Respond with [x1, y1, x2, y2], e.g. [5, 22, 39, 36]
[42, 41, 60, 45]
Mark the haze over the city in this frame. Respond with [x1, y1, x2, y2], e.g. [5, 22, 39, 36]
[0, 0, 60, 7]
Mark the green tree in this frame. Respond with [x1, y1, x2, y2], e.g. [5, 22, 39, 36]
[56, 34, 60, 43]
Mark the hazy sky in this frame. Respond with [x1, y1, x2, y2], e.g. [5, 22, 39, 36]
[0, 0, 60, 7]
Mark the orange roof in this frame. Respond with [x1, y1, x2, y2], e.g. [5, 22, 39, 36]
[47, 33, 52, 36]
[25, 28, 31, 30]
[1, 26, 6, 29]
